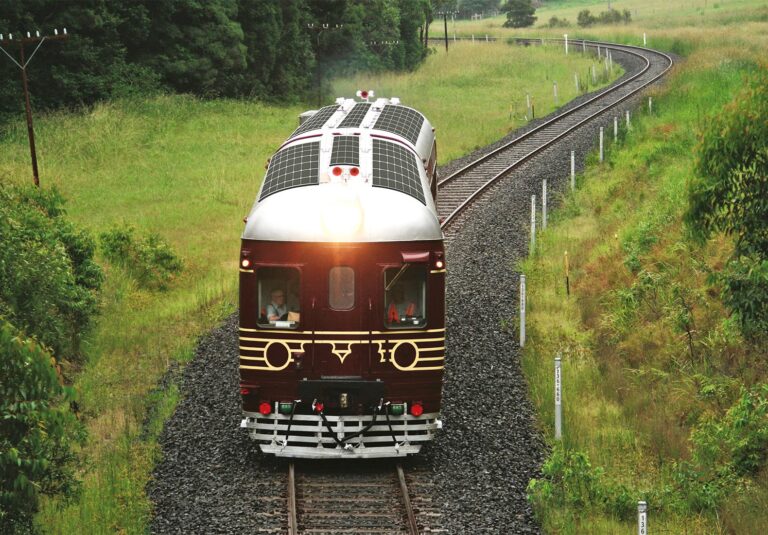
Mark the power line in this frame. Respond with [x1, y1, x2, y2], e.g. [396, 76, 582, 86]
[0, 29, 69, 187]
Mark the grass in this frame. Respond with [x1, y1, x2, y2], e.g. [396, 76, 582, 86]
[0, 42, 619, 533]
[511, 2, 768, 532]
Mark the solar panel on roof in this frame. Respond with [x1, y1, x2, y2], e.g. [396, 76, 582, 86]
[338, 103, 371, 128]
[373, 105, 424, 145]
[259, 142, 320, 200]
[371, 139, 425, 204]
[290, 105, 339, 138]
[330, 136, 360, 166]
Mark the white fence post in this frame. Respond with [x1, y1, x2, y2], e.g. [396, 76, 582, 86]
[614, 116, 618, 142]
[597, 45, 601, 58]
[574, 73, 579, 91]
[519, 275, 526, 347]
[542, 179, 548, 230]
[599, 127, 604, 162]
[591, 64, 596, 84]
[530, 194, 536, 252]
[570, 150, 575, 190]
[555, 356, 562, 440]
[638, 501, 648, 535]
[643, 32, 647, 46]
[564, 33, 568, 54]
[626, 109, 631, 129]
[526, 93, 531, 120]
[553, 81, 558, 106]
[648, 96, 653, 114]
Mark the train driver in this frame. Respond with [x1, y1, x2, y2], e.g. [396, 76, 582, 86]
[266, 288, 288, 321]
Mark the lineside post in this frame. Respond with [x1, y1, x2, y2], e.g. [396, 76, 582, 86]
[554, 356, 562, 440]
[614, 116, 619, 142]
[542, 179, 547, 229]
[530, 194, 536, 253]
[563, 34, 568, 55]
[520, 275, 526, 347]
[626, 109, 632, 130]
[648, 96, 653, 114]
[599, 127, 604, 162]
[553, 81, 558, 106]
[570, 150, 575, 190]
[638, 501, 648, 535]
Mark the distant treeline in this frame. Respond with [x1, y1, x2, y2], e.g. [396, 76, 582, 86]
[0, 0, 441, 116]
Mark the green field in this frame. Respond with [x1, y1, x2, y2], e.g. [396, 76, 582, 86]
[0, 40, 617, 533]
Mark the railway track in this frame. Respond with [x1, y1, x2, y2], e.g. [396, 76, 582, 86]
[437, 38, 673, 233]
[287, 461, 440, 535]
[271, 39, 672, 535]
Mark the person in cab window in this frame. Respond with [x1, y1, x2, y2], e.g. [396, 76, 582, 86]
[387, 286, 417, 324]
[267, 288, 288, 321]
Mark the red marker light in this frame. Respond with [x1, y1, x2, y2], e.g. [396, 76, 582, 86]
[350, 167, 359, 177]
[332, 166, 343, 176]
[410, 402, 424, 417]
[258, 402, 272, 415]
[240, 387, 251, 395]
[314, 402, 324, 413]
[360, 90, 369, 99]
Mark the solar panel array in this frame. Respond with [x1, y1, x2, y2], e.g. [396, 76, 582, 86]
[330, 136, 360, 166]
[259, 142, 320, 200]
[373, 105, 424, 145]
[372, 139, 425, 204]
[338, 103, 371, 128]
[290, 105, 339, 138]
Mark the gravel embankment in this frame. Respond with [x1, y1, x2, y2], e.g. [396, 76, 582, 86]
[149, 46, 664, 533]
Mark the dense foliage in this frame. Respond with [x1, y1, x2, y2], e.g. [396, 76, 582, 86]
[100, 224, 183, 290]
[0, 184, 102, 364]
[576, 8, 632, 27]
[687, 66, 768, 337]
[0, 320, 85, 534]
[0, 0, 435, 116]
[502, 0, 537, 28]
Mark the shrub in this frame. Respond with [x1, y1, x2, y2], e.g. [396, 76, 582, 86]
[0, 185, 102, 363]
[0, 320, 85, 533]
[577, 9, 597, 27]
[100, 224, 183, 290]
[686, 65, 768, 338]
[527, 444, 636, 521]
[545, 16, 570, 28]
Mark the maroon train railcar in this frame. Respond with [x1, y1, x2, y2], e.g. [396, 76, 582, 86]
[238, 93, 445, 458]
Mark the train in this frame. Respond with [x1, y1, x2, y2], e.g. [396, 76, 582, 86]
[238, 91, 445, 458]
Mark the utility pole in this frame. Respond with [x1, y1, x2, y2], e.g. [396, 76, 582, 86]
[0, 29, 68, 187]
[436, 10, 459, 52]
[307, 23, 343, 107]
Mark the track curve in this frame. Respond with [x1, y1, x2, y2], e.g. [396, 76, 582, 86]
[149, 40, 673, 534]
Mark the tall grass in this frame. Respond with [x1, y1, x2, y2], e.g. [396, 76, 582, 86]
[0, 41, 619, 532]
[516, 8, 768, 531]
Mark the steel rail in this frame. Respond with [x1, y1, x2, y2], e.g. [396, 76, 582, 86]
[287, 462, 298, 535]
[438, 39, 673, 230]
[397, 463, 419, 535]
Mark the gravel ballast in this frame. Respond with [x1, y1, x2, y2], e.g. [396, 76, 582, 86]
[149, 46, 666, 533]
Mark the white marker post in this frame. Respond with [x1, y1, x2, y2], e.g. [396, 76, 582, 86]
[519, 275, 526, 347]
[638, 501, 648, 535]
[614, 116, 619, 142]
[626, 109, 631, 129]
[643, 32, 647, 46]
[648, 97, 653, 114]
[591, 64, 596, 84]
[555, 356, 562, 440]
[597, 45, 601, 58]
[530, 195, 536, 252]
[553, 81, 558, 106]
[574, 73, 579, 92]
[570, 150, 575, 190]
[599, 127, 604, 162]
[564, 33, 568, 54]
[582, 40, 586, 53]
[542, 179, 548, 229]
[526, 93, 531, 120]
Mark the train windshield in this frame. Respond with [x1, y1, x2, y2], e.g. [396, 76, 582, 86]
[257, 267, 301, 329]
[384, 265, 427, 329]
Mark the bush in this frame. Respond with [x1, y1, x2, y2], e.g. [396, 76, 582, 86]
[100, 224, 183, 290]
[0, 185, 102, 363]
[545, 16, 570, 28]
[527, 444, 636, 521]
[577, 8, 631, 27]
[577, 9, 597, 27]
[686, 65, 768, 338]
[0, 320, 85, 533]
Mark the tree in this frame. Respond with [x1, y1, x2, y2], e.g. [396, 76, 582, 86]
[577, 9, 597, 27]
[502, 0, 537, 28]
[686, 66, 768, 337]
[0, 320, 85, 533]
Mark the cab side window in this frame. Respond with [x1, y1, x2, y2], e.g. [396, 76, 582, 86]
[257, 267, 300, 328]
[384, 265, 427, 328]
